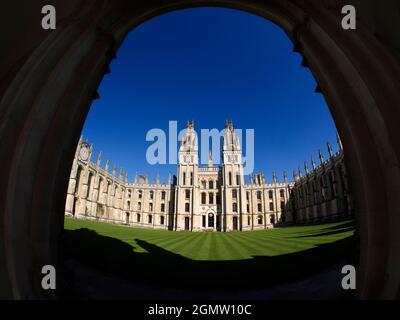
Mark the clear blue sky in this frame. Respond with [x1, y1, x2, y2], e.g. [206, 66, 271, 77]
[82, 7, 339, 184]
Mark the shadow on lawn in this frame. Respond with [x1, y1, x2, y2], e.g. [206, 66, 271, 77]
[61, 227, 357, 291]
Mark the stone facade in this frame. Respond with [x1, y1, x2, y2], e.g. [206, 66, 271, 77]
[65, 121, 352, 231]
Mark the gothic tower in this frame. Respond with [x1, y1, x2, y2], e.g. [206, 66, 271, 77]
[221, 120, 246, 231]
[175, 121, 199, 231]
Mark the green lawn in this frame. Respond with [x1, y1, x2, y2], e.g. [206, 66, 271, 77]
[63, 218, 356, 290]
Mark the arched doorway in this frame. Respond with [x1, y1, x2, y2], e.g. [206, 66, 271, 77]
[0, 1, 399, 299]
[208, 212, 215, 228]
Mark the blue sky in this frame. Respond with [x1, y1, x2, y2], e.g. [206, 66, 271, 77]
[82, 7, 339, 184]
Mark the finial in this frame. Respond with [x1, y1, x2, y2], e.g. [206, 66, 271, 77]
[318, 149, 324, 165]
[293, 170, 298, 181]
[112, 163, 117, 176]
[283, 171, 288, 183]
[119, 168, 123, 179]
[97, 151, 102, 166]
[311, 155, 316, 170]
[304, 161, 309, 175]
[105, 159, 110, 172]
[156, 173, 160, 184]
[125, 171, 128, 183]
[327, 142, 334, 158]
[336, 132, 343, 151]
[134, 172, 138, 184]
[298, 167, 302, 178]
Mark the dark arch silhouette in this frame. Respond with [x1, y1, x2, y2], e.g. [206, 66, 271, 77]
[0, 0, 399, 299]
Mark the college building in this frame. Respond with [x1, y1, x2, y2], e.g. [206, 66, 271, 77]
[65, 121, 353, 231]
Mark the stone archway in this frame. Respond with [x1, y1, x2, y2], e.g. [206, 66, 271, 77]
[0, 0, 400, 299]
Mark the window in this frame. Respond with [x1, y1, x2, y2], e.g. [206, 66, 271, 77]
[258, 215, 263, 225]
[185, 189, 190, 199]
[236, 174, 240, 185]
[202, 180, 207, 189]
[137, 213, 141, 222]
[138, 190, 142, 199]
[247, 204, 250, 212]
[248, 215, 251, 226]
[268, 190, 273, 199]
[185, 202, 190, 212]
[127, 201, 130, 210]
[258, 203, 262, 212]
[190, 172, 193, 185]
[209, 193, 214, 204]
[161, 191, 166, 200]
[232, 202, 238, 212]
[257, 191, 262, 200]
[202, 215, 206, 227]
[201, 192, 206, 204]
[128, 190, 132, 198]
[246, 192, 249, 200]
[209, 180, 213, 189]
[137, 201, 141, 210]
[149, 202, 153, 212]
[232, 189, 237, 198]
[160, 215, 165, 225]
[183, 172, 186, 185]
[150, 191, 154, 199]
[161, 203, 165, 212]
[228, 172, 232, 186]
[270, 215, 275, 224]
[148, 215, 152, 224]
[269, 202, 274, 211]
[280, 189, 285, 198]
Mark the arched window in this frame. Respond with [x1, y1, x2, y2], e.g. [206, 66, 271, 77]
[149, 202, 153, 212]
[236, 174, 240, 185]
[228, 172, 232, 186]
[182, 172, 186, 185]
[185, 189, 190, 199]
[258, 215, 263, 225]
[201, 192, 206, 204]
[150, 191, 154, 199]
[137, 213, 141, 222]
[127, 200, 130, 210]
[232, 202, 238, 213]
[138, 190, 143, 199]
[185, 202, 190, 212]
[257, 191, 262, 200]
[246, 192, 249, 200]
[269, 202, 274, 211]
[137, 201, 141, 210]
[202, 180, 207, 189]
[148, 215, 152, 224]
[209, 193, 214, 204]
[258, 203, 262, 212]
[209, 180, 213, 189]
[161, 203, 165, 212]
